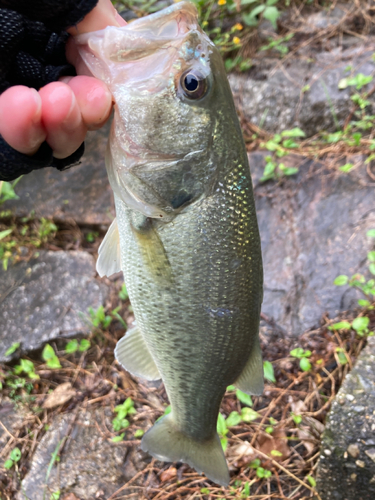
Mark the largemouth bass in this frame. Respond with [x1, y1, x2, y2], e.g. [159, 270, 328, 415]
[76, 2, 263, 486]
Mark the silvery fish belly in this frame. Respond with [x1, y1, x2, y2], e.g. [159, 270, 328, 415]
[76, 1, 263, 486]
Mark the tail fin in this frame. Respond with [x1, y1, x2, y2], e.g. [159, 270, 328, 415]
[141, 413, 230, 486]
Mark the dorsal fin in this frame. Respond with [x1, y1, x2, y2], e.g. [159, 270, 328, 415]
[97, 218, 122, 277]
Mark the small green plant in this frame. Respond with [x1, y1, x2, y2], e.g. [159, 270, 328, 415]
[65, 339, 91, 354]
[88, 305, 112, 329]
[290, 348, 312, 372]
[260, 33, 294, 56]
[5, 342, 20, 357]
[112, 397, 137, 435]
[50, 492, 60, 500]
[38, 218, 57, 242]
[291, 412, 302, 425]
[4, 447, 21, 470]
[42, 344, 61, 369]
[134, 429, 144, 438]
[236, 389, 253, 406]
[119, 283, 129, 301]
[13, 359, 39, 380]
[249, 458, 272, 478]
[263, 360, 276, 382]
[0, 180, 20, 205]
[86, 231, 99, 243]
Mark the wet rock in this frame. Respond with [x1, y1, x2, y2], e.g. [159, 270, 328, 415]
[0, 399, 31, 459]
[0, 251, 109, 361]
[316, 336, 375, 499]
[17, 408, 149, 500]
[229, 43, 375, 137]
[251, 153, 375, 335]
[2, 124, 114, 226]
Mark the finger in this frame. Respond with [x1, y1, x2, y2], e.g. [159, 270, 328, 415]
[0, 86, 46, 155]
[39, 82, 87, 159]
[67, 0, 126, 36]
[61, 75, 112, 130]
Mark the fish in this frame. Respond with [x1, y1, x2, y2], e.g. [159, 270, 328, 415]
[75, 1, 263, 486]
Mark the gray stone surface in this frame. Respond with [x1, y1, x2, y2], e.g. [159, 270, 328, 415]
[229, 43, 375, 137]
[2, 124, 114, 225]
[0, 399, 30, 458]
[17, 409, 148, 500]
[0, 251, 109, 362]
[250, 152, 375, 336]
[316, 336, 375, 499]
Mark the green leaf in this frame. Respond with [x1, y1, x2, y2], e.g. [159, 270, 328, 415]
[243, 481, 250, 496]
[369, 251, 375, 262]
[42, 344, 56, 361]
[367, 229, 375, 238]
[334, 275, 348, 286]
[217, 413, 228, 437]
[369, 263, 375, 275]
[263, 360, 276, 383]
[263, 6, 280, 29]
[339, 163, 354, 172]
[270, 449, 283, 457]
[290, 347, 304, 358]
[79, 339, 91, 352]
[50, 491, 61, 500]
[10, 448, 21, 462]
[329, 321, 351, 331]
[226, 411, 242, 427]
[112, 433, 125, 442]
[236, 389, 253, 406]
[291, 413, 302, 425]
[299, 357, 312, 372]
[358, 299, 371, 307]
[4, 459, 14, 469]
[46, 356, 61, 369]
[226, 385, 235, 391]
[307, 475, 316, 487]
[65, 340, 78, 354]
[249, 458, 261, 468]
[5, 342, 20, 356]
[200, 488, 210, 494]
[352, 316, 369, 332]
[282, 139, 298, 148]
[256, 467, 267, 478]
[281, 127, 306, 138]
[265, 426, 274, 434]
[241, 407, 259, 422]
[0, 229, 13, 240]
[220, 437, 228, 451]
[134, 429, 144, 438]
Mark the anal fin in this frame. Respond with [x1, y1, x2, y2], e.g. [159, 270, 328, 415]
[97, 218, 121, 278]
[234, 336, 264, 395]
[115, 327, 161, 381]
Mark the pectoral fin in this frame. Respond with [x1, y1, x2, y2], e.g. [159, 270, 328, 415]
[115, 327, 161, 381]
[97, 218, 121, 278]
[131, 218, 173, 285]
[234, 336, 264, 395]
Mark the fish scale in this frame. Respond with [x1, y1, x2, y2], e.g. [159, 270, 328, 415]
[76, 1, 263, 486]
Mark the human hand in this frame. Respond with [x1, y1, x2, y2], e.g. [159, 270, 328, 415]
[0, 0, 126, 160]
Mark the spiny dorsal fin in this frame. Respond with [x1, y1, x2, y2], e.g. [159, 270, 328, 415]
[97, 218, 121, 278]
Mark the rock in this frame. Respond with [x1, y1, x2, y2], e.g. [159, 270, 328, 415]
[251, 152, 375, 335]
[300, 4, 349, 33]
[18, 409, 150, 500]
[316, 336, 375, 499]
[0, 251, 109, 361]
[2, 124, 114, 226]
[229, 43, 375, 137]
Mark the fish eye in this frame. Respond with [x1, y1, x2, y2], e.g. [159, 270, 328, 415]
[180, 70, 208, 100]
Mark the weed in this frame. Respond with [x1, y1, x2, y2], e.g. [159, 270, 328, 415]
[260, 33, 294, 56]
[4, 448, 21, 470]
[290, 348, 312, 372]
[5, 342, 20, 357]
[250, 458, 272, 478]
[112, 397, 137, 436]
[65, 339, 91, 354]
[88, 305, 112, 329]
[42, 344, 61, 369]
[0, 180, 20, 205]
[263, 360, 276, 382]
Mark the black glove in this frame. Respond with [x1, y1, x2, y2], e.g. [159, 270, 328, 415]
[0, 0, 98, 181]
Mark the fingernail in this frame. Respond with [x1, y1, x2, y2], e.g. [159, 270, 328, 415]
[62, 93, 81, 131]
